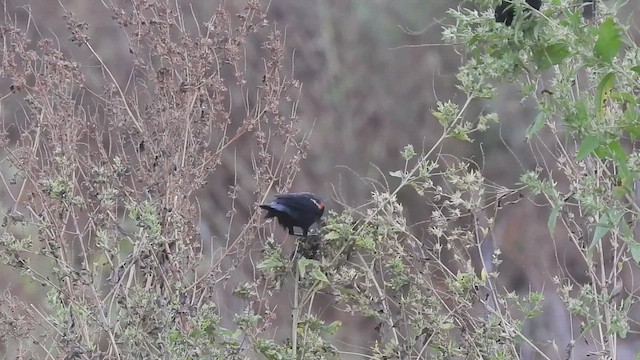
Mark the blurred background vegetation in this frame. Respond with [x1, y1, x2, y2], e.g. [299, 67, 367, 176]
[1, 0, 640, 359]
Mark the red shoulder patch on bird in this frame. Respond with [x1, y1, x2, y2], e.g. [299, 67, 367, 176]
[310, 198, 324, 210]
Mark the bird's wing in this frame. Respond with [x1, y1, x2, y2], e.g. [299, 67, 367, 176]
[260, 202, 289, 213]
[272, 194, 316, 219]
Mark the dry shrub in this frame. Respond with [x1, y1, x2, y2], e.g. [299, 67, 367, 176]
[0, 0, 307, 358]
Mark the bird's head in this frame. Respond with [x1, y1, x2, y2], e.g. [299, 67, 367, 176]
[306, 193, 325, 215]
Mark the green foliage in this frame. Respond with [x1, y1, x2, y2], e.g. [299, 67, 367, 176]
[594, 18, 622, 63]
[1, 0, 639, 359]
[533, 43, 571, 70]
[443, 1, 640, 358]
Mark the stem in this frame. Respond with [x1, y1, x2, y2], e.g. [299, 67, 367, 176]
[292, 260, 300, 357]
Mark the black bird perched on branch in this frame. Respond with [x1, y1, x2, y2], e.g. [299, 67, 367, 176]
[495, 0, 542, 26]
[495, 1, 595, 26]
[260, 192, 325, 237]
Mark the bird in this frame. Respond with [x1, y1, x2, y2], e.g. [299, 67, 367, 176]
[259, 192, 325, 237]
[495, 0, 542, 26]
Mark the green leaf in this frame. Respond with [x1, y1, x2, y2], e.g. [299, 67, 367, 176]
[297, 257, 313, 278]
[622, 108, 640, 139]
[526, 112, 546, 139]
[452, 124, 472, 142]
[565, 101, 589, 129]
[594, 18, 621, 63]
[257, 257, 284, 271]
[610, 320, 629, 338]
[607, 141, 627, 162]
[576, 136, 601, 160]
[590, 211, 623, 250]
[593, 145, 609, 159]
[559, 4, 581, 27]
[610, 91, 637, 106]
[311, 267, 329, 284]
[389, 170, 404, 179]
[439, 322, 455, 330]
[401, 144, 416, 160]
[590, 223, 609, 249]
[323, 231, 341, 240]
[595, 72, 616, 119]
[608, 210, 624, 228]
[298, 258, 326, 283]
[612, 186, 628, 199]
[548, 207, 559, 235]
[620, 216, 633, 239]
[534, 43, 570, 70]
[322, 320, 342, 335]
[604, 141, 631, 184]
[615, 162, 630, 185]
[630, 242, 640, 264]
[631, 65, 640, 74]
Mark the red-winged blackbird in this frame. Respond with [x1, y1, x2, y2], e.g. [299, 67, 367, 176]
[495, 0, 541, 26]
[260, 192, 325, 237]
